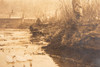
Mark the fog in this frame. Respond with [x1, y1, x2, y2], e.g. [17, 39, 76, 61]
[0, 0, 59, 18]
[0, 0, 100, 18]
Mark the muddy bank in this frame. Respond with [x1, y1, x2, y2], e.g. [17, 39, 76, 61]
[29, 20, 100, 67]
[44, 24, 100, 67]
[43, 29, 100, 67]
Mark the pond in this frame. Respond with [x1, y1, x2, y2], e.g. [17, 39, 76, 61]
[0, 29, 59, 67]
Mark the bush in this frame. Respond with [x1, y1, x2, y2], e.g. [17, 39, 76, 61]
[44, 0, 100, 48]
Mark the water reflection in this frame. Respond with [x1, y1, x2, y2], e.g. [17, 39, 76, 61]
[44, 46, 100, 67]
[0, 29, 58, 67]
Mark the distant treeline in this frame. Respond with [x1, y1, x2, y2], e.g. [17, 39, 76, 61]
[0, 18, 36, 29]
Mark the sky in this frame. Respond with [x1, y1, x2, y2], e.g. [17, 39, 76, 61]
[0, 0, 59, 18]
[0, 0, 99, 18]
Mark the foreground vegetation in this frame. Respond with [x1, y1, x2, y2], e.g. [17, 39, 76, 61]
[30, 0, 100, 67]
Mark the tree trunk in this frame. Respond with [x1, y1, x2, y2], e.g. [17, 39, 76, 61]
[72, 0, 83, 20]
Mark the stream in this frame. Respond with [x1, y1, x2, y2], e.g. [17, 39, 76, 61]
[0, 29, 59, 67]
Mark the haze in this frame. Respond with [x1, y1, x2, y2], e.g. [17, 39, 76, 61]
[0, 0, 59, 18]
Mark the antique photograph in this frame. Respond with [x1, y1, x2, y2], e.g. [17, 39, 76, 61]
[0, 0, 100, 67]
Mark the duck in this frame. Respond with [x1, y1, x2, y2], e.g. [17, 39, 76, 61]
[6, 55, 16, 63]
[16, 54, 32, 62]
[24, 54, 32, 61]
[15, 55, 27, 62]
[6, 53, 33, 63]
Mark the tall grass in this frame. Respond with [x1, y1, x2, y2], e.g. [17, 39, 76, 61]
[46, 0, 100, 47]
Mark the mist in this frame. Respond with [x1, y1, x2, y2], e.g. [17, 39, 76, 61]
[0, 0, 59, 18]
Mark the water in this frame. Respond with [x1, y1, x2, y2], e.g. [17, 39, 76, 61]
[1, 29, 100, 67]
[0, 29, 59, 67]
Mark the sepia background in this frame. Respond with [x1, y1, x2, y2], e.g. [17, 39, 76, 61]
[0, 0, 100, 67]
